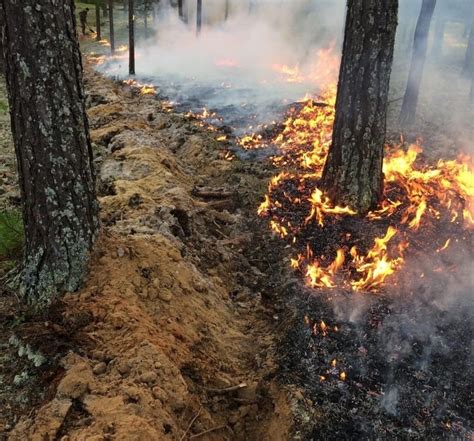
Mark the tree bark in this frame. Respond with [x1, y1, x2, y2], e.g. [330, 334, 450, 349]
[0, 0, 99, 308]
[0, 28, 3, 75]
[109, 0, 115, 55]
[196, 0, 202, 36]
[399, 0, 437, 127]
[129, 0, 135, 75]
[321, 0, 398, 214]
[463, 20, 474, 77]
[225, 0, 230, 21]
[95, 0, 102, 41]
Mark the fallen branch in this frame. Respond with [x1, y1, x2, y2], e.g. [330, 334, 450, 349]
[192, 186, 234, 199]
[180, 407, 202, 441]
[189, 425, 227, 439]
[203, 382, 247, 394]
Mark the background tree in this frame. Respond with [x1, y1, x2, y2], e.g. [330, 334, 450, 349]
[95, 0, 102, 41]
[109, 0, 115, 54]
[0, 0, 99, 307]
[129, 0, 135, 75]
[399, 0, 437, 127]
[463, 20, 473, 76]
[196, 0, 202, 36]
[321, 0, 399, 214]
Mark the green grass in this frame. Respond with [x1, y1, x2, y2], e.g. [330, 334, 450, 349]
[0, 210, 23, 261]
[76, 0, 153, 56]
[0, 100, 7, 114]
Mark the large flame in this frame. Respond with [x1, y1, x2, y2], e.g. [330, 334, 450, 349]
[256, 51, 473, 293]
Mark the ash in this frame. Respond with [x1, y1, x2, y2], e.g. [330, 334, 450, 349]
[279, 242, 473, 439]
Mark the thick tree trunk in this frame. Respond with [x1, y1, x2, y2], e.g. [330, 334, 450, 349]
[95, 1, 102, 41]
[109, 0, 115, 55]
[0, 0, 99, 307]
[321, 0, 398, 214]
[0, 33, 3, 75]
[399, 0, 437, 127]
[129, 0, 135, 75]
[463, 21, 474, 77]
[196, 0, 202, 36]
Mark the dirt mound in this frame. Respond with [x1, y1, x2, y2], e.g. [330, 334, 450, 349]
[4, 66, 294, 440]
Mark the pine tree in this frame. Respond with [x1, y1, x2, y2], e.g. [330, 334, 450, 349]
[0, 0, 99, 308]
[321, 0, 399, 214]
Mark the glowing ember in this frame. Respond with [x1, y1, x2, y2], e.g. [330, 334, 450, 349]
[215, 58, 239, 68]
[123, 79, 157, 95]
[255, 56, 473, 293]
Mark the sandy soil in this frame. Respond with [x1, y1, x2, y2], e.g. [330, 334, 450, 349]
[0, 66, 299, 440]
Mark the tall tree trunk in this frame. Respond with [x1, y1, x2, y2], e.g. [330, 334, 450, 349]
[399, 0, 437, 127]
[0, 17, 3, 75]
[463, 21, 474, 76]
[152, 1, 157, 25]
[178, 0, 184, 20]
[0, 0, 99, 307]
[144, 2, 149, 39]
[431, 17, 445, 57]
[196, 0, 202, 36]
[95, 0, 102, 41]
[471, 69, 474, 102]
[108, 0, 115, 55]
[225, 0, 230, 21]
[129, 0, 135, 75]
[321, 0, 398, 214]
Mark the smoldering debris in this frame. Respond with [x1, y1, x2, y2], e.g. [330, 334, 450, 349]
[278, 243, 473, 440]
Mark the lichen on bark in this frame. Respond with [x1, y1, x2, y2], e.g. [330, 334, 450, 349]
[321, 0, 399, 214]
[0, 0, 99, 308]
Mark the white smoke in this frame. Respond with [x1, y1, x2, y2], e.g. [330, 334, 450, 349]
[101, 0, 346, 131]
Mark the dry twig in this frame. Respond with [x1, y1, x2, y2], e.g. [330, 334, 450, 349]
[189, 425, 227, 439]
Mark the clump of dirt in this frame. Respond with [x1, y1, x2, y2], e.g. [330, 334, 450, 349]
[1, 65, 297, 440]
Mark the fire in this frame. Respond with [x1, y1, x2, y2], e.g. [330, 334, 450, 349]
[305, 188, 356, 227]
[272, 63, 305, 83]
[254, 48, 473, 293]
[350, 227, 405, 292]
[215, 58, 239, 68]
[271, 43, 340, 88]
[123, 79, 157, 95]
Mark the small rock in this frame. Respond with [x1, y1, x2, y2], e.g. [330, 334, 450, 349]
[117, 247, 126, 258]
[93, 362, 107, 376]
[152, 386, 167, 402]
[91, 350, 106, 362]
[237, 382, 258, 402]
[117, 361, 131, 376]
[139, 371, 158, 385]
[57, 375, 89, 399]
[123, 386, 141, 402]
[158, 289, 172, 303]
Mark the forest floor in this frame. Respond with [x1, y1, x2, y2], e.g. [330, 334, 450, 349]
[0, 61, 307, 440]
[1, 20, 473, 441]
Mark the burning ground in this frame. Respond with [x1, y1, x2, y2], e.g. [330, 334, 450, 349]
[1, 4, 473, 440]
[249, 64, 474, 438]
